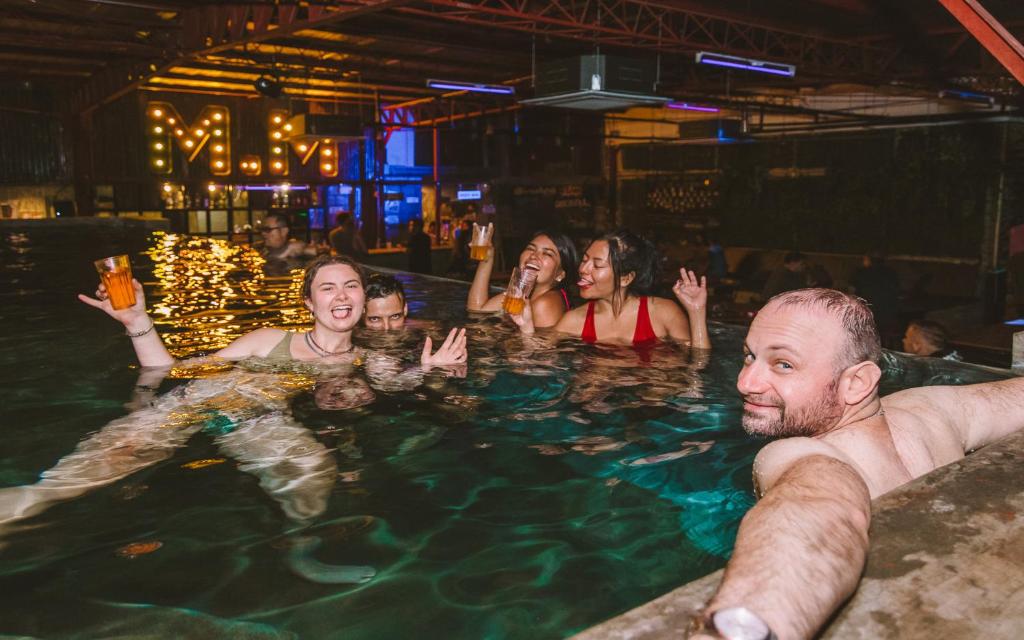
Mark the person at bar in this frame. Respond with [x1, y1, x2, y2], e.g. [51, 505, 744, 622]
[328, 212, 368, 261]
[259, 212, 317, 261]
[466, 224, 578, 328]
[514, 229, 711, 349]
[407, 218, 433, 274]
[688, 288, 1024, 640]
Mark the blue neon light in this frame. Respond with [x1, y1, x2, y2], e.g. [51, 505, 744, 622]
[457, 190, 482, 201]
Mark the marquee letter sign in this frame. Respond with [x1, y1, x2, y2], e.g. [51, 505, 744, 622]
[146, 102, 231, 176]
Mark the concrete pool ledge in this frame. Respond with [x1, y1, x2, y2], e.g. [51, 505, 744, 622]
[573, 428, 1024, 640]
[0, 217, 169, 231]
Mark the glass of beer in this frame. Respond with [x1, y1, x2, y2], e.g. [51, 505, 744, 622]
[469, 223, 490, 261]
[502, 267, 538, 315]
[93, 254, 136, 310]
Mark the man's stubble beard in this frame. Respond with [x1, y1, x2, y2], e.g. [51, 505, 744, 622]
[742, 378, 843, 438]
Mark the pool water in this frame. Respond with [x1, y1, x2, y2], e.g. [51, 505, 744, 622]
[0, 227, 1006, 639]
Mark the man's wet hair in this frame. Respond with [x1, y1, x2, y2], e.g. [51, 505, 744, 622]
[301, 254, 366, 300]
[601, 228, 659, 310]
[783, 251, 806, 265]
[365, 273, 405, 305]
[908, 319, 949, 351]
[768, 288, 882, 370]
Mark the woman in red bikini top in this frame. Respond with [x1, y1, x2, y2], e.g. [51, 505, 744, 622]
[467, 227, 578, 328]
[514, 229, 710, 349]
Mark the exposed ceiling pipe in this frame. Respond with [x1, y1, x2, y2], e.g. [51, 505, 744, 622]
[751, 113, 1023, 137]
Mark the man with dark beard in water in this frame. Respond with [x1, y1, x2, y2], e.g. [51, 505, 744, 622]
[689, 288, 1024, 640]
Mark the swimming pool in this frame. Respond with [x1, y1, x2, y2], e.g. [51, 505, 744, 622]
[0, 225, 1006, 639]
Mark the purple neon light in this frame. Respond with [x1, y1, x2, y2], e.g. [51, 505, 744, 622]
[699, 58, 794, 76]
[426, 80, 515, 95]
[666, 102, 720, 113]
[695, 52, 795, 77]
[240, 185, 310, 191]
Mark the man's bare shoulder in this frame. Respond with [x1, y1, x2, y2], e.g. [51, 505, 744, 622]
[753, 437, 857, 497]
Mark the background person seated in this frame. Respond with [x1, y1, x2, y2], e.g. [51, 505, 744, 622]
[761, 251, 810, 300]
[902, 319, 961, 361]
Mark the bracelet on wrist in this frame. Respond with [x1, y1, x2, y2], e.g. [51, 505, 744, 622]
[126, 319, 155, 338]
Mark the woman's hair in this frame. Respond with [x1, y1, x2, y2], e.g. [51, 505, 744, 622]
[301, 255, 366, 300]
[600, 228, 659, 305]
[531, 229, 579, 291]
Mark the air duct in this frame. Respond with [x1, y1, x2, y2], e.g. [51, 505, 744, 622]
[519, 55, 668, 111]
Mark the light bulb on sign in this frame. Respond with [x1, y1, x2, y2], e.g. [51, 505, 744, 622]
[151, 109, 163, 118]
[153, 126, 163, 134]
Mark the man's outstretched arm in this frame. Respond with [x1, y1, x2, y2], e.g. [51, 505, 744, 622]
[695, 452, 871, 640]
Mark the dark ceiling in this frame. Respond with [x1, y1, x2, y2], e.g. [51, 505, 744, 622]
[2, 0, 1023, 119]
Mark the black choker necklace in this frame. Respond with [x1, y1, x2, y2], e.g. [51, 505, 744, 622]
[304, 331, 355, 358]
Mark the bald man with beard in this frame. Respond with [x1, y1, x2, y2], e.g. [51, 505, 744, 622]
[689, 288, 1024, 640]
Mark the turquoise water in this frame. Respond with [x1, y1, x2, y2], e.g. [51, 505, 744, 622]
[0, 227, 1004, 639]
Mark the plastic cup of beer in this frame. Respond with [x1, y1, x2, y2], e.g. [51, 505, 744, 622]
[93, 254, 136, 310]
[502, 266, 538, 315]
[469, 223, 490, 261]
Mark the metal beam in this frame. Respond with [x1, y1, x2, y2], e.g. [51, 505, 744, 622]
[935, 0, 1024, 85]
[73, 0, 414, 114]
[390, 0, 904, 78]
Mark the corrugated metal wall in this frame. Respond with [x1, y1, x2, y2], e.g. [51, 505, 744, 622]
[0, 110, 69, 184]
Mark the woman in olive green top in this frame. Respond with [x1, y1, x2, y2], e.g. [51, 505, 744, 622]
[80, 254, 468, 368]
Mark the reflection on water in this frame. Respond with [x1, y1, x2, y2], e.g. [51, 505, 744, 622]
[2, 229, 1001, 639]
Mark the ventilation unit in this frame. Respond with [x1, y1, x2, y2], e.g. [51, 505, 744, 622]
[519, 55, 669, 111]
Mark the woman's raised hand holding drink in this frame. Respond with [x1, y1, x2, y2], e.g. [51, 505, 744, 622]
[469, 222, 493, 261]
[93, 255, 136, 310]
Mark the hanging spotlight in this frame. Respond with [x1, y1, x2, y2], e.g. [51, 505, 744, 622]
[255, 75, 284, 98]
